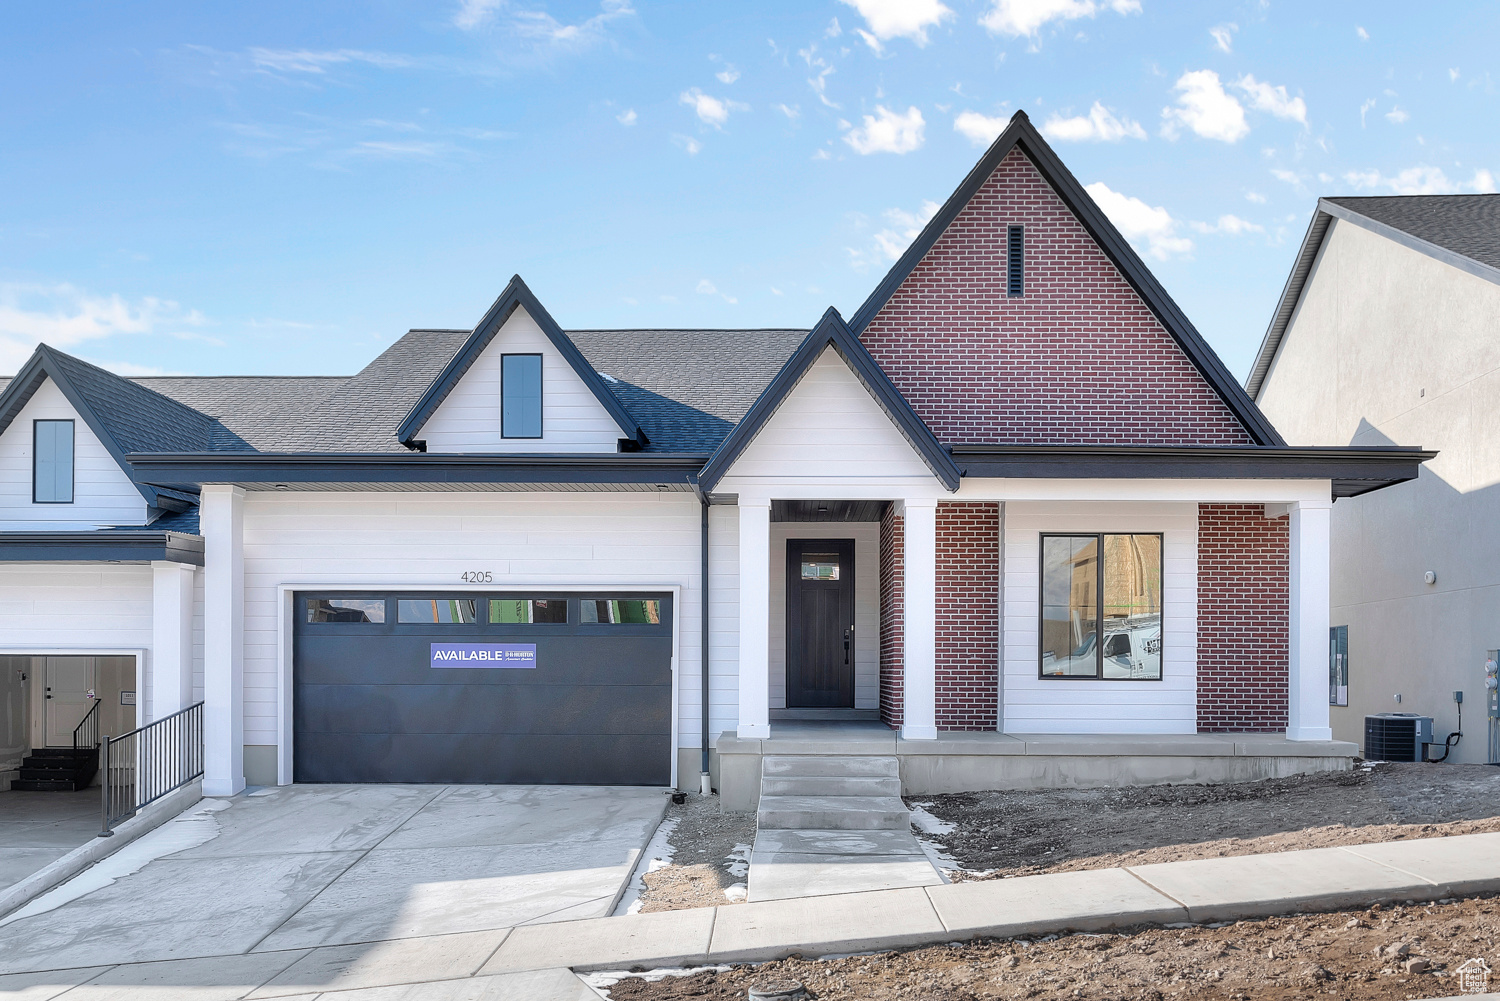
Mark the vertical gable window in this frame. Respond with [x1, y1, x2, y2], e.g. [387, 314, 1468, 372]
[1007, 225, 1025, 297]
[33, 420, 75, 504]
[501, 354, 543, 439]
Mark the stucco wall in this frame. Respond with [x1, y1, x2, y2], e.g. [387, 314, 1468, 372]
[1257, 217, 1500, 761]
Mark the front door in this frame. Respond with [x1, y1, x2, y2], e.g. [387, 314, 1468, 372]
[786, 539, 856, 708]
[44, 656, 94, 747]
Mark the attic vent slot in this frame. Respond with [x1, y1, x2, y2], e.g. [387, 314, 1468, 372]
[1007, 225, 1024, 298]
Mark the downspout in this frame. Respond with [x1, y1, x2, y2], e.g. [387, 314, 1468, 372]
[699, 494, 713, 795]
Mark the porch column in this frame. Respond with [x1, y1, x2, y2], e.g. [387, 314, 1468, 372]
[1286, 498, 1333, 741]
[150, 561, 196, 721]
[202, 484, 245, 795]
[901, 499, 938, 740]
[737, 500, 771, 738]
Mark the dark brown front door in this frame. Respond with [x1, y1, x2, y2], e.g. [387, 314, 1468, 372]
[786, 539, 855, 708]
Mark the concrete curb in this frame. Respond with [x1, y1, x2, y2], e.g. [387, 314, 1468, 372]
[477, 831, 1500, 974]
[0, 779, 203, 920]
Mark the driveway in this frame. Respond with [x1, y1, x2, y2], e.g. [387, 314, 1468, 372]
[0, 784, 667, 978]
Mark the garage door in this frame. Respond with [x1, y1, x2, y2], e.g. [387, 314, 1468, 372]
[293, 591, 672, 785]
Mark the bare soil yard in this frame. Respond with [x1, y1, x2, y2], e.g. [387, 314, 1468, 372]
[635, 793, 756, 913]
[914, 761, 1500, 878]
[602, 895, 1500, 1000]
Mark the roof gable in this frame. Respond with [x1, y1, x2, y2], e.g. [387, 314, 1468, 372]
[699, 307, 960, 492]
[0, 345, 210, 510]
[850, 111, 1283, 448]
[397, 276, 642, 447]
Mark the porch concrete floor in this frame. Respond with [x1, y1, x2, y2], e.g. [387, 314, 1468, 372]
[0, 783, 667, 977]
[0, 788, 100, 892]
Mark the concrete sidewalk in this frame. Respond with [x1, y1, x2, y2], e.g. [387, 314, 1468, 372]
[4, 831, 1499, 998]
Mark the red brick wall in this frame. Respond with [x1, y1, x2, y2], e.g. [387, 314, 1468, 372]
[879, 505, 904, 728]
[861, 148, 1254, 447]
[935, 502, 1001, 730]
[1197, 504, 1290, 732]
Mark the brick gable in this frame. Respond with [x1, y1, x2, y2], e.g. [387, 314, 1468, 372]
[860, 149, 1255, 446]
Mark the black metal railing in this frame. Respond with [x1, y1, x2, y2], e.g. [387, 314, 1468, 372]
[99, 701, 204, 837]
[73, 700, 99, 752]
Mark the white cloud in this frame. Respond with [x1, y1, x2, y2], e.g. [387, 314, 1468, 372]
[1245, 190, 1268, 204]
[1359, 98, 1377, 128]
[799, 46, 840, 109]
[838, 0, 953, 46]
[1042, 101, 1146, 142]
[980, 0, 1140, 38]
[1385, 105, 1409, 124]
[716, 65, 740, 84]
[0, 283, 207, 374]
[1270, 168, 1301, 186]
[1343, 166, 1496, 196]
[1189, 214, 1264, 235]
[849, 200, 941, 270]
[695, 279, 736, 304]
[617, 108, 637, 126]
[776, 103, 800, 119]
[1450, 67, 1460, 83]
[1356, 25, 1369, 41]
[247, 48, 412, 74]
[954, 110, 1011, 146]
[826, 17, 843, 37]
[1231, 75, 1307, 125]
[1160, 70, 1249, 143]
[680, 88, 748, 128]
[1084, 182, 1193, 260]
[672, 134, 702, 155]
[454, 0, 502, 29]
[844, 105, 925, 155]
[1209, 23, 1236, 53]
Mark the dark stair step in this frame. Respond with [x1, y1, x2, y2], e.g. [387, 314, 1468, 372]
[10, 777, 91, 792]
[19, 764, 91, 780]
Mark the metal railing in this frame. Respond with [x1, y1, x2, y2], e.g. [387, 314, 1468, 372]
[99, 701, 204, 837]
[73, 700, 99, 752]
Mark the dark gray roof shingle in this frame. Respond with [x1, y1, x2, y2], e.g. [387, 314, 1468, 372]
[1325, 194, 1500, 271]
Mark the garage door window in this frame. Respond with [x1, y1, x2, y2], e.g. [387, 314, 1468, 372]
[581, 598, 661, 625]
[398, 598, 478, 623]
[489, 598, 568, 624]
[307, 598, 386, 624]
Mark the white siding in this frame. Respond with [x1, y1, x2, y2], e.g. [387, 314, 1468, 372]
[719, 347, 936, 493]
[0, 563, 153, 713]
[422, 307, 624, 453]
[239, 491, 706, 750]
[0, 380, 148, 528]
[1002, 501, 1198, 734]
[768, 521, 879, 710]
[708, 504, 740, 742]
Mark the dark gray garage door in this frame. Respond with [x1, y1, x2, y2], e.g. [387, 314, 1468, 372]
[293, 592, 672, 785]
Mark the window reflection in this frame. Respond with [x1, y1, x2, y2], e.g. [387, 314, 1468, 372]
[307, 598, 385, 624]
[489, 598, 567, 624]
[1041, 534, 1162, 680]
[580, 599, 661, 625]
[397, 599, 478, 624]
[1101, 534, 1163, 680]
[1041, 536, 1099, 677]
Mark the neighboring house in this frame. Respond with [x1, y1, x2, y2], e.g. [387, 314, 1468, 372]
[0, 113, 1428, 802]
[1251, 194, 1500, 765]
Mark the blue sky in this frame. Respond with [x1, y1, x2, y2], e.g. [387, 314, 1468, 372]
[2, 2, 1496, 382]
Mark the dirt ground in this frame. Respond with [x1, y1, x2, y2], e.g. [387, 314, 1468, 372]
[636, 793, 757, 913]
[603, 896, 1500, 1000]
[914, 762, 1500, 878]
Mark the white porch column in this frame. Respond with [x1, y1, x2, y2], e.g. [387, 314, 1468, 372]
[1286, 499, 1333, 741]
[901, 498, 938, 740]
[737, 500, 771, 739]
[202, 485, 245, 795]
[150, 561, 197, 721]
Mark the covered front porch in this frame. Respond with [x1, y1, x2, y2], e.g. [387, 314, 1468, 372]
[716, 721, 1357, 812]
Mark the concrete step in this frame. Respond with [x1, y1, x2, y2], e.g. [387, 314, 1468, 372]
[760, 774, 903, 797]
[761, 755, 900, 778]
[757, 795, 911, 831]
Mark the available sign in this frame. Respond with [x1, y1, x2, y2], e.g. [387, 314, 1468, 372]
[430, 643, 537, 669]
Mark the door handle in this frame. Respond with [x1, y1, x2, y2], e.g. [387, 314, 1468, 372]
[844, 630, 851, 665]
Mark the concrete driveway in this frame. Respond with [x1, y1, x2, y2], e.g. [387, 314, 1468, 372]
[0, 784, 667, 978]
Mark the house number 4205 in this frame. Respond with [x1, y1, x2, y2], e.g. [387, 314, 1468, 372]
[460, 571, 493, 583]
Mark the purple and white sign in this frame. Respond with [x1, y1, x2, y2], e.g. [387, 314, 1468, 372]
[430, 643, 537, 669]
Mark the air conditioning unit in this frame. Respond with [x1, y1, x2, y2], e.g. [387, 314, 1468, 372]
[1365, 713, 1434, 762]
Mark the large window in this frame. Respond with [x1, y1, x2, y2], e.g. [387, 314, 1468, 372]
[1329, 625, 1349, 706]
[33, 419, 74, 504]
[1041, 533, 1162, 680]
[501, 354, 543, 439]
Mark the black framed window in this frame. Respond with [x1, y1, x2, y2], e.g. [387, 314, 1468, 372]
[580, 598, 662, 625]
[1330, 625, 1349, 706]
[489, 598, 568, 624]
[33, 419, 74, 504]
[306, 598, 386, 623]
[397, 598, 479, 623]
[501, 353, 543, 439]
[1041, 533, 1162, 680]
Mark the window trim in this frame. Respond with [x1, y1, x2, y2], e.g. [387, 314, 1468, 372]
[500, 353, 544, 440]
[32, 418, 75, 505]
[1038, 531, 1164, 682]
